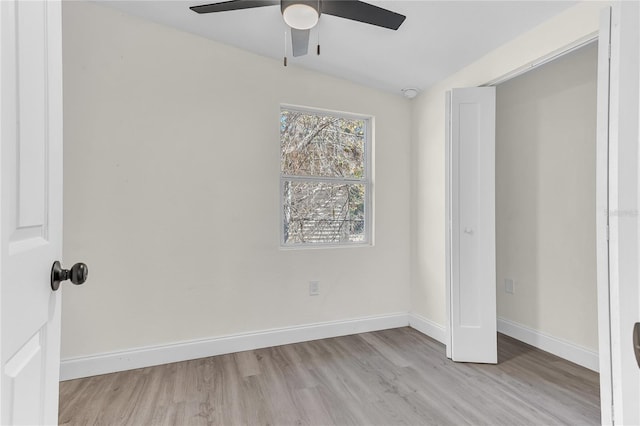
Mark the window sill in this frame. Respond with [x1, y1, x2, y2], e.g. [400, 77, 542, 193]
[279, 242, 373, 251]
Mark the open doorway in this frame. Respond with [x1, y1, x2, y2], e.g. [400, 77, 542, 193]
[494, 38, 600, 403]
[495, 41, 599, 369]
[445, 41, 600, 367]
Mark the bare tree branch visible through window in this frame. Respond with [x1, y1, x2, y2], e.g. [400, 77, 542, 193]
[280, 108, 369, 245]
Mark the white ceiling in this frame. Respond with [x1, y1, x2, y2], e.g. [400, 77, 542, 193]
[99, 0, 577, 95]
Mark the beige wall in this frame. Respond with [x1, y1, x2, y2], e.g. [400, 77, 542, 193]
[410, 2, 604, 331]
[62, 0, 608, 360]
[496, 43, 598, 350]
[61, 2, 411, 358]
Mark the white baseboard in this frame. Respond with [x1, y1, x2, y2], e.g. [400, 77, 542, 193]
[408, 313, 446, 344]
[497, 317, 599, 372]
[60, 313, 409, 381]
[63, 313, 595, 381]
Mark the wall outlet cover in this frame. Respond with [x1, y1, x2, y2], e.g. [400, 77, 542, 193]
[505, 278, 515, 294]
[309, 281, 320, 296]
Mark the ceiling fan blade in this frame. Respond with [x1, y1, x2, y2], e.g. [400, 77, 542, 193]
[291, 28, 310, 57]
[320, 0, 406, 30]
[190, 0, 278, 14]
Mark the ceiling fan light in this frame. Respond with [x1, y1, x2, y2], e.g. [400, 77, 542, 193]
[283, 3, 319, 30]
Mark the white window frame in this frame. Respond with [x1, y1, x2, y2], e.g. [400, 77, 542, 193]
[279, 104, 373, 249]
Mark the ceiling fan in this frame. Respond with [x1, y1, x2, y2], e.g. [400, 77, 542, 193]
[190, 0, 406, 58]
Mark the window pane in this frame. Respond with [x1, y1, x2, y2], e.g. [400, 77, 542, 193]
[283, 181, 366, 244]
[280, 109, 365, 179]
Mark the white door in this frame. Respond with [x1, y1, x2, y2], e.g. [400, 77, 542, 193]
[1, 1, 64, 424]
[605, 2, 640, 424]
[446, 87, 497, 363]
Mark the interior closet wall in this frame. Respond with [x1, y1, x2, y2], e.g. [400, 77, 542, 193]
[495, 42, 598, 351]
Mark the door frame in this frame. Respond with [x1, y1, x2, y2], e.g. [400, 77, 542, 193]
[603, 2, 640, 424]
[595, 7, 612, 425]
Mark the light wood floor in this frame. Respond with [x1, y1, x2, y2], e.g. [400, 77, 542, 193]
[59, 328, 600, 425]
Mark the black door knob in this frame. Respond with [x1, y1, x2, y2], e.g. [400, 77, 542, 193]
[51, 261, 88, 291]
[634, 322, 640, 369]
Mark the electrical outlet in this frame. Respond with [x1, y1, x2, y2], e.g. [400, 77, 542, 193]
[309, 281, 320, 296]
[504, 278, 515, 294]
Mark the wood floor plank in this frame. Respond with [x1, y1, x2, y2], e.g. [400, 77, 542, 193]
[235, 351, 261, 378]
[59, 329, 600, 425]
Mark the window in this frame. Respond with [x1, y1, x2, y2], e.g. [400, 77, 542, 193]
[280, 106, 372, 247]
